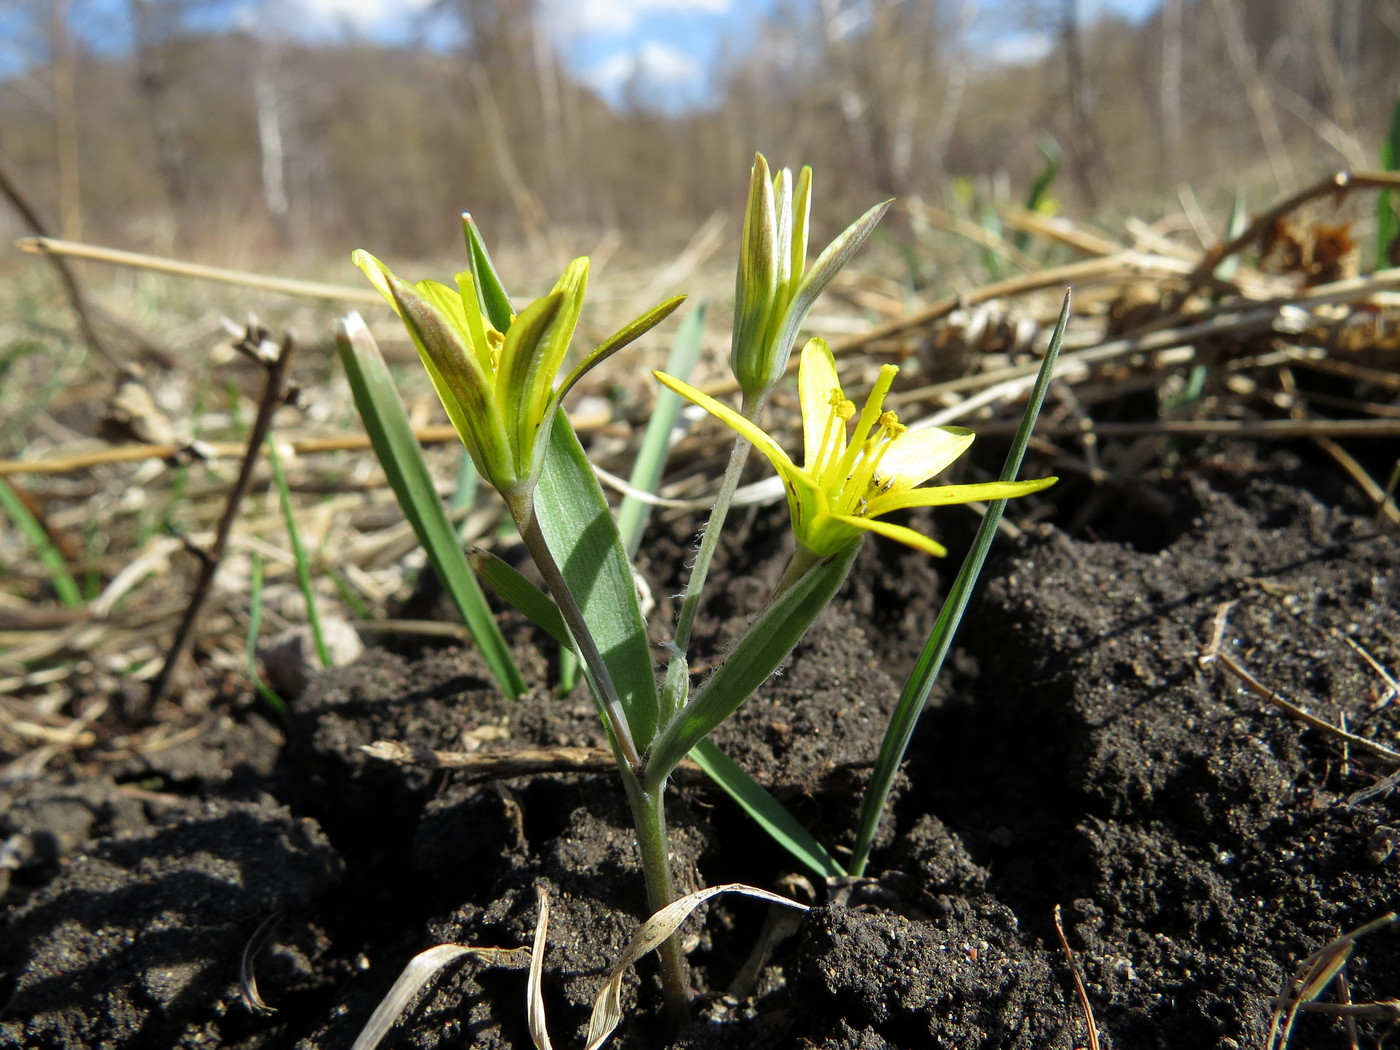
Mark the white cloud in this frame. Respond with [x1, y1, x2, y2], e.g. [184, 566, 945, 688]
[988, 31, 1053, 66]
[292, 0, 434, 33]
[546, 0, 730, 38]
[585, 39, 702, 97]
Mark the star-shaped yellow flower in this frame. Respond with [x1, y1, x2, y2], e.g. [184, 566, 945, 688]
[655, 338, 1056, 558]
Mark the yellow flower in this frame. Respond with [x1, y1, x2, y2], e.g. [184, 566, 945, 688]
[354, 235, 681, 494]
[655, 338, 1056, 558]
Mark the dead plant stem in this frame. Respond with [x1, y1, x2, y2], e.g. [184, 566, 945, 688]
[144, 327, 295, 713]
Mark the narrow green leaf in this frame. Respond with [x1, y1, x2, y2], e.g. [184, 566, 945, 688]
[689, 738, 844, 878]
[246, 551, 290, 723]
[1218, 189, 1249, 283]
[0, 477, 82, 608]
[266, 435, 330, 668]
[535, 412, 659, 746]
[467, 546, 571, 648]
[462, 213, 515, 332]
[616, 303, 705, 560]
[848, 292, 1071, 876]
[337, 314, 527, 699]
[1015, 135, 1062, 253]
[1378, 95, 1400, 270]
[645, 542, 860, 785]
[557, 294, 687, 407]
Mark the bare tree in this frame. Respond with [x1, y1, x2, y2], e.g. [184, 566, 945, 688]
[1159, 0, 1183, 180]
[49, 0, 82, 239]
[1057, 0, 1107, 207]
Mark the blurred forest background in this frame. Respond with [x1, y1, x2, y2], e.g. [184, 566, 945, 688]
[0, 0, 1397, 268]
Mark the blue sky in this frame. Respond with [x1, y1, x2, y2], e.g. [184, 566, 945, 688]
[318, 0, 1164, 108]
[3, 0, 1162, 106]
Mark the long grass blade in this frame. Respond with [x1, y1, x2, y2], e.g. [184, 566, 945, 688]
[1377, 95, 1400, 270]
[0, 477, 81, 608]
[246, 551, 290, 722]
[848, 291, 1071, 877]
[616, 303, 705, 559]
[265, 435, 330, 668]
[337, 314, 527, 699]
[689, 738, 844, 878]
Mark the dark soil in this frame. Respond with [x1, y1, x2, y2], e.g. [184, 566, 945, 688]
[3, 466, 1398, 1049]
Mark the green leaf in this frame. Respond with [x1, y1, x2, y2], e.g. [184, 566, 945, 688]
[266, 434, 330, 668]
[1378, 95, 1400, 270]
[1015, 134, 1062, 252]
[467, 545, 571, 648]
[616, 303, 705, 561]
[0, 477, 82, 608]
[535, 412, 659, 746]
[246, 551, 290, 723]
[690, 739, 844, 878]
[847, 292, 1071, 877]
[336, 314, 527, 699]
[462, 213, 515, 332]
[644, 542, 860, 785]
[557, 294, 687, 407]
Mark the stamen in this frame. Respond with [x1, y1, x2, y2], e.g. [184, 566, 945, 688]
[812, 390, 854, 483]
[831, 365, 899, 489]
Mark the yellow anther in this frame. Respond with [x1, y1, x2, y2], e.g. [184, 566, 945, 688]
[878, 411, 904, 436]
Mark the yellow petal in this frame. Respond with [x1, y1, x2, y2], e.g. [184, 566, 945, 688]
[652, 371, 798, 478]
[868, 476, 1057, 515]
[798, 338, 842, 469]
[875, 426, 973, 489]
[824, 513, 948, 557]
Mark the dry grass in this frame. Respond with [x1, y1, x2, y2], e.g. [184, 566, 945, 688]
[3, 174, 1399, 779]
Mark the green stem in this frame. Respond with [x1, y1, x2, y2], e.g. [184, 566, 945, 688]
[621, 771, 690, 1026]
[509, 486, 641, 772]
[663, 391, 762, 713]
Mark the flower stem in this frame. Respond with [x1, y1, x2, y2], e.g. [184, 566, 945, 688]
[621, 770, 690, 1025]
[509, 487, 641, 772]
[663, 392, 763, 710]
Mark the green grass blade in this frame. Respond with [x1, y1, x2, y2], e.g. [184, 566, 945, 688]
[690, 738, 845, 878]
[535, 411, 659, 745]
[616, 303, 706, 560]
[848, 292, 1071, 877]
[337, 314, 527, 699]
[1218, 189, 1248, 283]
[452, 451, 479, 541]
[266, 434, 330, 669]
[1015, 135, 1062, 253]
[246, 551, 290, 723]
[0, 477, 82, 608]
[1377, 95, 1400, 270]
